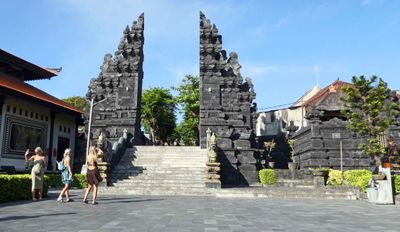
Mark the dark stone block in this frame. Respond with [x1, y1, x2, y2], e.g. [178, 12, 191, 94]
[217, 138, 233, 149]
[328, 158, 354, 167]
[236, 153, 257, 164]
[233, 140, 251, 149]
[307, 159, 329, 167]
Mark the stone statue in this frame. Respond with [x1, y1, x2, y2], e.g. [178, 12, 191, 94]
[209, 133, 218, 163]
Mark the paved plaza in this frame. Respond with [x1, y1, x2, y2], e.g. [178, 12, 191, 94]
[0, 190, 399, 232]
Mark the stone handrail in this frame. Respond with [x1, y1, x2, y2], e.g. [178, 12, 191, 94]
[108, 130, 129, 171]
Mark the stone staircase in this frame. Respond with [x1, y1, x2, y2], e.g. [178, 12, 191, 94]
[100, 146, 363, 200]
[102, 146, 210, 196]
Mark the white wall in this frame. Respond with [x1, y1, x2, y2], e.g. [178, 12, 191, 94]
[256, 107, 308, 136]
[51, 113, 76, 170]
[0, 97, 77, 171]
[0, 97, 51, 171]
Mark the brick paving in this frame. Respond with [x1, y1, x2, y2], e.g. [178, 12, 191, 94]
[0, 189, 399, 232]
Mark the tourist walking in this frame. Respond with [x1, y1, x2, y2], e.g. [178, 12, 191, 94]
[82, 146, 103, 205]
[24, 147, 47, 201]
[57, 148, 74, 202]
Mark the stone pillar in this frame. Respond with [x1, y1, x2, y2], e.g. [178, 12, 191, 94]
[199, 11, 260, 186]
[86, 13, 145, 145]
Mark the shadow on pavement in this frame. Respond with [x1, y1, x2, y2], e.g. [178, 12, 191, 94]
[0, 212, 76, 222]
[98, 198, 165, 204]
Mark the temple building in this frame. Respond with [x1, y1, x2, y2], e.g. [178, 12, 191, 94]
[256, 85, 321, 137]
[256, 80, 352, 137]
[0, 49, 83, 172]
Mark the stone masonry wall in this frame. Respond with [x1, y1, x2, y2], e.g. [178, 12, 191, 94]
[86, 13, 144, 144]
[199, 12, 260, 186]
[293, 117, 400, 170]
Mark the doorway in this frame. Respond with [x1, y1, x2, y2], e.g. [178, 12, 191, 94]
[57, 137, 70, 162]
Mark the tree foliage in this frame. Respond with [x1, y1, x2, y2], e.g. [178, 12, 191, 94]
[141, 87, 176, 144]
[62, 96, 88, 110]
[341, 75, 399, 155]
[172, 75, 200, 145]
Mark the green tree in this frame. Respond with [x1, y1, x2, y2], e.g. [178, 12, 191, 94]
[341, 75, 399, 155]
[141, 87, 176, 144]
[173, 75, 200, 145]
[62, 96, 88, 110]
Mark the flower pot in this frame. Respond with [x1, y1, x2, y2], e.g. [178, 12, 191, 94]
[288, 162, 296, 171]
[372, 174, 386, 181]
[383, 162, 392, 169]
[268, 162, 275, 169]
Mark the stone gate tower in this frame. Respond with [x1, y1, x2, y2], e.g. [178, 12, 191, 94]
[86, 13, 144, 144]
[199, 12, 260, 185]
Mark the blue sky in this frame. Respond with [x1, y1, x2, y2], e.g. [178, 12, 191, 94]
[1, 0, 400, 112]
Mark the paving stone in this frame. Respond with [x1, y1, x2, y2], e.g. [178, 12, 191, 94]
[1, 190, 400, 231]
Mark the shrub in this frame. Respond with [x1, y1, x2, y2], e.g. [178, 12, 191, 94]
[0, 174, 49, 203]
[259, 169, 276, 185]
[343, 169, 372, 192]
[72, 174, 87, 189]
[44, 173, 87, 189]
[393, 175, 400, 194]
[327, 169, 343, 186]
[46, 173, 63, 188]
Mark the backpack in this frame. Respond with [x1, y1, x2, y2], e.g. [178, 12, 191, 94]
[57, 159, 66, 171]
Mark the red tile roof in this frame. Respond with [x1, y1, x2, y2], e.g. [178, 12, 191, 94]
[0, 75, 84, 114]
[303, 79, 353, 110]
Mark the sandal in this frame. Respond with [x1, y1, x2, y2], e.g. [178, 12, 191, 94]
[83, 200, 88, 204]
[57, 197, 63, 202]
[92, 201, 98, 205]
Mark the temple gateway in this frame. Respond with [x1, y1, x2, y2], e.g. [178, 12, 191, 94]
[83, 12, 400, 189]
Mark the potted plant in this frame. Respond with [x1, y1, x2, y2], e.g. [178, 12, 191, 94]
[264, 139, 276, 169]
[385, 136, 399, 168]
[287, 139, 296, 171]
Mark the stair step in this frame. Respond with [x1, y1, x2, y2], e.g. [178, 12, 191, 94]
[105, 145, 210, 195]
[111, 182, 206, 187]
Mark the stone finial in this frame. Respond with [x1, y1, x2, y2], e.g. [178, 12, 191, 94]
[305, 106, 324, 121]
[286, 121, 299, 138]
[209, 133, 218, 163]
